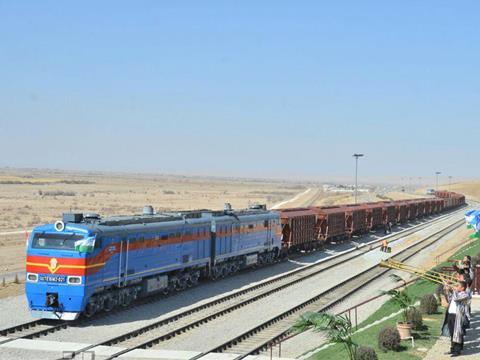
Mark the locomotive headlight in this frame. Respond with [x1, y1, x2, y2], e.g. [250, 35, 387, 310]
[27, 273, 38, 283]
[54, 220, 65, 232]
[67, 276, 82, 285]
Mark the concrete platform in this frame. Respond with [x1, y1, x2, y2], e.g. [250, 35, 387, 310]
[0, 338, 294, 359]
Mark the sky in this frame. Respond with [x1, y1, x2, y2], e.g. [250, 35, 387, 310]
[0, 1, 479, 182]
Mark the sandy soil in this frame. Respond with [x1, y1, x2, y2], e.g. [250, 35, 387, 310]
[0, 282, 24, 299]
[0, 168, 307, 232]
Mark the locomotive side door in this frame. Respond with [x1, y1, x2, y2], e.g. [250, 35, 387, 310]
[117, 236, 129, 287]
[264, 218, 272, 249]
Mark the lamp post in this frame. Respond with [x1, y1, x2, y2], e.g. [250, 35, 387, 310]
[435, 171, 441, 191]
[353, 153, 364, 204]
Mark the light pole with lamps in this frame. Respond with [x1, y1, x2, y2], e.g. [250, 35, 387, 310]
[435, 171, 441, 191]
[353, 153, 364, 204]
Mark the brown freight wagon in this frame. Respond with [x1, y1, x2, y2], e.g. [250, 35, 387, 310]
[396, 201, 409, 223]
[436, 199, 445, 213]
[416, 200, 426, 217]
[424, 200, 432, 216]
[407, 200, 418, 221]
[343, 204, 368, 236]
[310, 206, 347, 243]
[278, 208, 317, 252]
[365, 202, 384, 231]
[382, 201, 397, 225]
[430, 199, 439, 214]
[444, 197, 454, 210]
[435, 190, 451, 198]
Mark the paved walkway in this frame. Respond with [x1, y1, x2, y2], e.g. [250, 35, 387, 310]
[424, 295, 480, 359]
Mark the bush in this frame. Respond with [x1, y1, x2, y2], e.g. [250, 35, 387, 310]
[378, 326, 401, 352]
[420, 294, 439, 314]
[406, 307, 423, 330]
[356, 346, 378, 360]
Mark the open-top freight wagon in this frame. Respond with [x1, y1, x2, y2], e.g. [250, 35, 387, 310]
[278, 208, 317, 252]
[365, 202, 384, 231]
[310, 206, 347, 243]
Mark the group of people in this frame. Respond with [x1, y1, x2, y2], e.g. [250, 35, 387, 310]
[441, 255, 475, 357]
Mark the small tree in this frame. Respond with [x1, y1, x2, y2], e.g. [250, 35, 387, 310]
[294, 312, 357, 360]
[382, 275, 416, 324]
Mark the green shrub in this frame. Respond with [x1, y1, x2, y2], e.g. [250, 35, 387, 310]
[378, 326, 401, 352]
[420, 294, 438, 314]
[406, 307, 423, 330]
[356, 346, 378, 360]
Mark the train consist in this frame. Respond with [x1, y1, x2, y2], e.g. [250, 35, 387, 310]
[25, 191, 464, 320]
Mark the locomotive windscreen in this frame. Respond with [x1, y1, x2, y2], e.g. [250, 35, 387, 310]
[32, 233, 84, 251]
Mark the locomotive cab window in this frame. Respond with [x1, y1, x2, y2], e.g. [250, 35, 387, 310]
[32, 233, 84, 251]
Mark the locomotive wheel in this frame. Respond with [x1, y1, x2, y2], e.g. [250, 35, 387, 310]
[121, 294, 132, 307]
[220, 266, 228, 278]
[104, 297, 115, 312]
[184, 274, 194, 288]
[162, 287, 171, 296]
[175, 278, 187, 291]
[84, 302, 96, 318]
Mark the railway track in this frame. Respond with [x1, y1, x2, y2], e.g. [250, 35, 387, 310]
[60, 208, 467, 359]
[196, 218, 465, 358]
[0, 319, 69, 345]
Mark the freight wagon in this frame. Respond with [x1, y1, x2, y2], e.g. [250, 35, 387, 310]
[310, 206, 347, 242]
[278, 208, 317, 252]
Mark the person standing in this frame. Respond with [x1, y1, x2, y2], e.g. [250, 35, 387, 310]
[441, 280, 469, 357]
[381, 239, 389, 252]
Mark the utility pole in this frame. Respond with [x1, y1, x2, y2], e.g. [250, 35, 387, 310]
[435, 171, 441, 191]
[353, 153, 364, 204]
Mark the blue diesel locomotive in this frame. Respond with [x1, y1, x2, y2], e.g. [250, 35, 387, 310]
[25, 204, 282, 320]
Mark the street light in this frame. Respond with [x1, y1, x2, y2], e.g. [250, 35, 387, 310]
[435, 171, 441, 191]
[448, 176, 452, 191]
[353, 153, 364, 204]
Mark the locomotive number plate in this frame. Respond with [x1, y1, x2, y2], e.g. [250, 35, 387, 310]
[39, 275, 67, 283]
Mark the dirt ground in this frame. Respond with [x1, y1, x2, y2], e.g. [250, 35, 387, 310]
[0, 168, 307, 232]
[0, 282, 23, 299]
